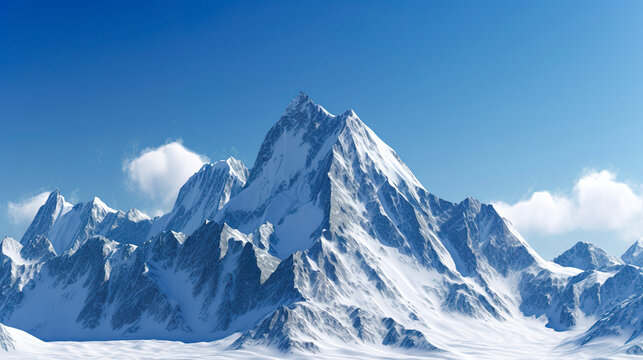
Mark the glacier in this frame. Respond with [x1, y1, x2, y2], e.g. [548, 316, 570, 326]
[2, 92, 643, 359]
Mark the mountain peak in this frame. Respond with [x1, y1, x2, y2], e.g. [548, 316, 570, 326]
[285, 91, 311, 111]
[49, 189, 61, 198]
[554, 241, 622, 271]
[90, 196, 115, 212]
[221, 95, 428, 258]
[20, 190, 73, 244]
[341, 108, 357, 118]
[126, 208, 151, 222]
[147, 157, 248, 238]
[284, 92, 331, 118]
[622, 238, 643, 267]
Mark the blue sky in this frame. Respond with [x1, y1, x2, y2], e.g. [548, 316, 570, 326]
[2, 1, 643, 259]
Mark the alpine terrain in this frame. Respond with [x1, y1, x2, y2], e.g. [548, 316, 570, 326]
[2, 93, 643, 359]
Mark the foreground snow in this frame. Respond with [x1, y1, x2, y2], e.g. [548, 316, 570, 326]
[1, 320, 638, 359]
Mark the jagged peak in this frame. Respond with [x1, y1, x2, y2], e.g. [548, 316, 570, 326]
[335, 111, 425, 191]
[621, 237, 643, 266]
[284, 91, 331, 117]
[45, 189, 71, 209]
[202, 157, 249, 182]
[90, 196, 114, 211]
[189, 157, 248, 181]
[630, 238, 643, 249]
[48, 188, 61, 199]
[74, 196, 117, 219]
[20, 190, 73, 244]
[554, 240, 622, 271]
[126, 208, 151, 222]
[281, 92, 334, 131]
[459, 197, 482, 210]
[147, 230, 186, 249]
[74, 235, 119, 256]
[563, 241, 610, 257]
[341, 108, 357, 118]
[225, 157, 249, 179]
[231, 94, 426, 235]
[571, 241, 596, 249]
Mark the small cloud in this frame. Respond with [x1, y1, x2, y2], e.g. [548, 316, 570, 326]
[6, 192, 51, 224]
[123, 141, 208, 213]
[493, 170, 643, 239]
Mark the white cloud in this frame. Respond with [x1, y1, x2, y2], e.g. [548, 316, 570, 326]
[6, 192, 50, 224]
[493, 170, 643, 238]
[123, 142, 208, 213]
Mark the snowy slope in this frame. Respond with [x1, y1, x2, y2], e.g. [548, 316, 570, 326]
[0, 323, 45, 352]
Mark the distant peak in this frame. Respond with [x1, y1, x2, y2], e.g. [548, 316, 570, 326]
[554, 241, 621, 270]
[567, 241, 606, 254]
[126, 208, 151, 222]
[90, 196, 116, 213]
[572, 241, 593, 249]
[622, 238, 643, 266]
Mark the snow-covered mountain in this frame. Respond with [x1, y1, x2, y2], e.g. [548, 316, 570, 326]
[18, 191, 153, 255]
[2, 93, 643, 358]
[149, 157, 248, 238]
[553, 241, 623, 271]
[17, 157, 249, 258]
[19, 190, 72, 247]
[622, 238, 643, 267]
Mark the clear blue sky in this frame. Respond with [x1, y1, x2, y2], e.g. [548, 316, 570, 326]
[2, 1, 643, 259]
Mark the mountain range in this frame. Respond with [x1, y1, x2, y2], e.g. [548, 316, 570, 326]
[2, 93, 643, 359]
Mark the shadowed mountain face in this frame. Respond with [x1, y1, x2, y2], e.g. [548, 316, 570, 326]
[3, 94, 643, 356]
